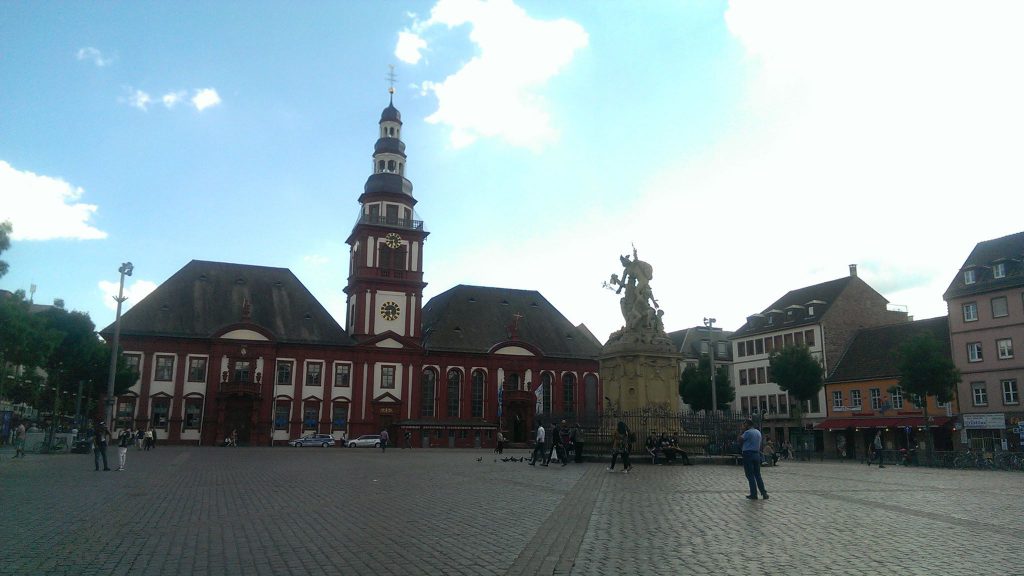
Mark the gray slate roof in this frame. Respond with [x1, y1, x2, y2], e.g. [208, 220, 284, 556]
[100, 260, 354, 346]
[825, 316, 950, 383]
[421, 285, 601, 359]
[943, 231, 1024, 299]
[731, 276, 857, 338]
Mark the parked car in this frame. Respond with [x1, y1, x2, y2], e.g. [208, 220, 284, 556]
[347, 434, 381, 448]
[288, 433, 336, 447]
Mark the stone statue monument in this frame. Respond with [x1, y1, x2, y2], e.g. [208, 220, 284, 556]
[601, 247, 680, 413]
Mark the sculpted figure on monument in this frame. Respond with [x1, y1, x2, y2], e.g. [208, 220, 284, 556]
[604, 247, 672, 348]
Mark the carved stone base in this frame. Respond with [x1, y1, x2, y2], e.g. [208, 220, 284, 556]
[600, 337, 680, 414]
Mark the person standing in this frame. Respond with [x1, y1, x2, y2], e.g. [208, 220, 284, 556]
[739, 419, 768, 500]
[93, 421, 112, 471]
[528, 421, 546, 466]
[557, 421, 572, 466]
[495, 430, 505, 454]
[608, 421, 632, 473]
[545, 422, 563, 466]
[872, 431, 885, 468]
[144, 427, 154, 451]
[135, 428, 144, 450]
[380, 428, 390, 453]
[14, 422, 26, 458]
[116, 428, 132, 471]
[403, 430, 412, 449]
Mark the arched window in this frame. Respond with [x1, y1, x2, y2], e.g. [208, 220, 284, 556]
[387, 159, 396, 172]
[377, 160, 385, 173]
[447, 369, 462, 417]
[541, 372, 553, 415]
[421, 368, 437, 418]
[562, 373, 576, 414]
[471, 370, 485, 418]
[583, 373, 598, 418]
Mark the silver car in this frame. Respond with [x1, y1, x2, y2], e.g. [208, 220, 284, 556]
[288, 433, 336, 447]
[347, 434, 381, 448]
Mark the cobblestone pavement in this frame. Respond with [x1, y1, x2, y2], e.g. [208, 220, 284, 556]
[1, 448, 1020, 575]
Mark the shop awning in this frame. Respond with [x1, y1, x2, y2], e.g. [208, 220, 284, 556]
[815, 416, 953, 430]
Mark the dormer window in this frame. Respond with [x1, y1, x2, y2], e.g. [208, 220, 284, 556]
[964, 269, 976, 284]
[807, 306, 815, 316]
[993, 262, 1006, 279]
[767, 315, 774, 325]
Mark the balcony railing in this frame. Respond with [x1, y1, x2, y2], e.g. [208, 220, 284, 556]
[218, 380, 262, 398]
[358, 214, 424, 230]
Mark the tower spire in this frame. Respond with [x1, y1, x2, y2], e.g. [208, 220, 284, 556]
[387, 64, 397, 103]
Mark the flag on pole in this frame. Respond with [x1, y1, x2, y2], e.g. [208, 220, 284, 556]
[534, 382, 544, 415]
[497, 385, 504, 418]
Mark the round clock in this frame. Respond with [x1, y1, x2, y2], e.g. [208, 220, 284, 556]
[384, 233, 402, 249]
[380, 301, 401, 321]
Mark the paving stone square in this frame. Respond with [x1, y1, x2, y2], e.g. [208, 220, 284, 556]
[1, 447, 1019, 575]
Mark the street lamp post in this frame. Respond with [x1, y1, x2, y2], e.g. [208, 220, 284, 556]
[104, 262, 133, 427]
[703, 317, 717, 414]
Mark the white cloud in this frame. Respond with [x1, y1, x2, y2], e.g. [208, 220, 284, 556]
[400, 0, 588, 150]
[98, 279, 158, 312]
[162, 91, 187, 108]
[396, 31, 427, 65]
[0, 161, 107, 241]
[191, 88, 221, 111]
[76, 47, 113, 67]
[126, 88, 152, 111]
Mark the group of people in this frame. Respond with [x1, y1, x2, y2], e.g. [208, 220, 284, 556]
[90, 422, 158, 472]
[646, 433, 692, 466]
[528, 420, 581, 467]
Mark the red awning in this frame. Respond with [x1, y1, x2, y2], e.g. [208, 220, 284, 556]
[815, 416, 953, 430]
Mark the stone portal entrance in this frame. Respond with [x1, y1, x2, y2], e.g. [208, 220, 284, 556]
[222, 397, 256, 445]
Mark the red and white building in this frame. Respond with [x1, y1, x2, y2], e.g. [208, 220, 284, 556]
[101, 96, 602, 447]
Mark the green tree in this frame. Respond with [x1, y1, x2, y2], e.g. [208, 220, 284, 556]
[769, 345, 824, 422]
[0, 290, 59, 401]
[896, 333, 960, 457]
[0, 220, 11, 278]
[678, 355, 734, 412]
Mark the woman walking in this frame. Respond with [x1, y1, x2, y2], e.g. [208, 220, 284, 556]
[608, 421, 632, 474]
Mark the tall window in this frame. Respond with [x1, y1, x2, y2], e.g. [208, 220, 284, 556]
[116, 397, 136, 430]
[276, 361, 293, 386]
[306, 362, 323, 386]
[187, 357, 207, 383]
[334, 363, 351, 387]
[777, 394, 788, 414]
[154, 355, 174, 381]
[274, 401, 290, 430]
[421, 369, 436, 417]
[832, 391, 843, 408]
[851, 389, 862, 409]
[963, 302, 978, 322]
[964, 269, 976, 284]
[891, 387, 904, 409]
[184, 397, 203, 429]
[303, 402, 319, 430]
[233, 360, 251, 383]
[869, 388, 881, 410]
[972, 382, 988, 406]
[381, 366, 396, 389]
[968, 342, 983, 362]
[471, 370, 485, 418]
[1002, 379, 1019, 405]
[378, 245, 407, 271]
[997, 338, 1014, 359]
[124, 354, 141, 382]
[805, 330, 816, 346]
[446, 369, 461, 417]
[541, 372, 553, 414]
[993, 262, 1006, 278]
[151, 397, 170, 429]
[992, 296, 1009, 318]
[562, 373, 576, 414]
[332, 402, 348, 432]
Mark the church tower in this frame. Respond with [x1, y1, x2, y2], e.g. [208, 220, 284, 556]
[344, 91, 428, 340]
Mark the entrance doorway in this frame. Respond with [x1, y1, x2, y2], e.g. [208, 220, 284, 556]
[509, 402, 529, 443]
[224, 397, 255, 445]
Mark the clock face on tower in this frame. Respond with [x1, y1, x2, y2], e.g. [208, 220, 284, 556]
[379, 301, 401, 321]
[384, 233, 402, 249]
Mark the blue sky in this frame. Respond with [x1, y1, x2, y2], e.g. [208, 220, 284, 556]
[3, 0, 1024, 342]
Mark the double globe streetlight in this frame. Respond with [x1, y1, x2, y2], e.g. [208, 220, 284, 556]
[104, 262, 133, 427]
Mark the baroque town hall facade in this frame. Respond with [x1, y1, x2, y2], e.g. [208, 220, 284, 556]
[101, 97, 602, 447]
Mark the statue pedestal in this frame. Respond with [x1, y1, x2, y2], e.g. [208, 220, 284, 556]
[600, 330, 680, 413]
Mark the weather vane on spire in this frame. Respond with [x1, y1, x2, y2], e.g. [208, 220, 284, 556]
[387, 64, 397, 96]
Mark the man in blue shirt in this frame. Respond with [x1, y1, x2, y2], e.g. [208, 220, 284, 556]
[738, 419, 768, 500]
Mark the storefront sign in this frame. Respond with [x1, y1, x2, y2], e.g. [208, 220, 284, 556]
[379, 407, 396, 415]
[962, 413, 1005, 430]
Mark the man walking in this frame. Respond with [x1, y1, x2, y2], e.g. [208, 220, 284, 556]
[528, 421, 546, 466]
[380, 428, 390, 453]
[872, 430, 885, 468]
[739, 419, 768, 500]
[13, 422, 26, 458]
[94, 421, 112, 471]
[116, 428, 132, 471]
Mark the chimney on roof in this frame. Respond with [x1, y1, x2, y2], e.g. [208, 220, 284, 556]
[849, 264, 858, 277]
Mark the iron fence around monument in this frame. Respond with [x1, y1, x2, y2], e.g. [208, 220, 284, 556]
[538, 409, 748, 459]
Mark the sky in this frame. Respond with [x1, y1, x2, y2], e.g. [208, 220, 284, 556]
[3, 0, 1024, 344]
